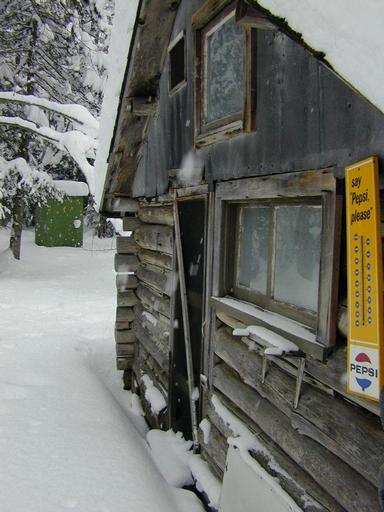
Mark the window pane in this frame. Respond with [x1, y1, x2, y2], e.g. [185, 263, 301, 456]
[205, 15, 244, 124]
[273, 206, 322, 311]
[170, 37, 185, 90]
[236, 207, 270, 294]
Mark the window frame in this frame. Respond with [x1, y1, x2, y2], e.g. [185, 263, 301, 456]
[168, 31, 187, 95]
[230, 197, 322, 329]
[192, 0, 257, 147]
[212, 169, 342, 360]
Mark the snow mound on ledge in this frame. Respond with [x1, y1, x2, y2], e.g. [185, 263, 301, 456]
[257, 0, 384, 114]
[53, 180, 89, 197]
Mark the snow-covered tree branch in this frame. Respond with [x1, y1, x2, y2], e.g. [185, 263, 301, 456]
[0, 91, 99, 137]
[0, 113, 97, 194]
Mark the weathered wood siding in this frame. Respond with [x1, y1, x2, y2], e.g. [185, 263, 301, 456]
[196, 319, 384, 511]
[110, 2, 384, 511]
[132, 0, 384, 198]
[131, 203, 174, 429]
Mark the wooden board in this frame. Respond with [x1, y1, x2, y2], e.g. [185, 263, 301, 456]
[116, 236, 139, 254]
[115, 328, 136, 344]
[117, 290, 139, 307]
[116, 274, 138, 291]
[134, 225, 173, 255]
[138, 205, 174, 226]
[138, 249, 172, 270]
[213, 362, 378, 512]
[136, 265, 173, 296]
[114, 254, 139, 273]
[122, 216, 141, 231]
[214, 326, 384, 487]
[136, 283, 171, 318]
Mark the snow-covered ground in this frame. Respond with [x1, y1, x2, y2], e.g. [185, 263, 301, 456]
[0, 229, 203, 512]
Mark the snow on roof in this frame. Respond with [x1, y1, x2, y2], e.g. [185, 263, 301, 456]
[53, 180, 89, 196]
[257, 0, 384, 114]
[94, 0, 139, 210]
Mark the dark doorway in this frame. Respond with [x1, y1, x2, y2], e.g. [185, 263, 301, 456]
[170, 197, 207, 439]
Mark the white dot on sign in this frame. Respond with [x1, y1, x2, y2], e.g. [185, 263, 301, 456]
[355, 291, 360, 297]
[368, 297, 372, 304]
[355, 280, 359, 287]
[367, 251, 371, 258]
[368, 286, 372, 293]
[355, 269, 359, 276]
[368, 307, 372, 314]
[354, 246, 359, 253]
[367, 263, 371, 270]
[355, 258, 359, 264]
[355, 311, 360, 318]
[354, 234, 359, 241]
[355, 320, 360, 327]
[368, 317, 372, 324]
[367, 274, 371, 281]
[355, 302, 360, 308]
[366, 238, 370, 245]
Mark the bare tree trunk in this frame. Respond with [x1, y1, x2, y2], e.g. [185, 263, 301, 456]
[10, 201, 23, 260]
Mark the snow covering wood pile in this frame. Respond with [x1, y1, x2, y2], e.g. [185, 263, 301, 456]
[255, 0, 384, 114]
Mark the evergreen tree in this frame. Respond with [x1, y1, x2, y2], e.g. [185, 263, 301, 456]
[0, 0, 114, 257]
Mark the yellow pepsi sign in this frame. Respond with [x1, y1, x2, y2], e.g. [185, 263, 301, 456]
[346, 157, 383, 401]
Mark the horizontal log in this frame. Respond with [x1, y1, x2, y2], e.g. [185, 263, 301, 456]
[123, 216, 141, 231]
[128, 96, 158, 116]
[136, 283, 171, 318]
[138, 205, 174, 226]
[116, 307, 135, 322]
[214, 326, 384, 488]
[133, 303, 170, 347]
[115, 328, 136, 344]
[106, 197, 138, 213]
[116, 274, 138, 291]
[115, 307, 135, 330]
[114, 254, 139, 273]
[134, 225, 173, 255]
[135, 342, 168, 390]
[216, 310, 379, 415]
[205, 394, 344, 512]
[116, 236, 139, 254]
[138, 249, 172, 270]
[117, 290, 139, 307]
[213, 363, 378, 512]
[116, 343, 136, 357]
[198, 419, 227, 476]
[116, 357, 133, 371]
[136, 265, 173, 296]
[133, 321, 169, 373]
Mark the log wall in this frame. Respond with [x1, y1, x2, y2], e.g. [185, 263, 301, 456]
[129, 203, 174, 429]
[114, 222, 140, 386]
[197, 320, 384, 512]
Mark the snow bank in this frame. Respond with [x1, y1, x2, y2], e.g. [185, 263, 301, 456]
[257, 0, 384, 114]
[0, 229, 202, 512]
[53, 180, 89, 197]
[94, 0, 139, 209]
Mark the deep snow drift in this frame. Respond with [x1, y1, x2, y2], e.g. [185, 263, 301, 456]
[0, 230, 203, 512]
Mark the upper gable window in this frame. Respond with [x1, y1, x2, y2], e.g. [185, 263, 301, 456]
[169, 32, 186, 93]
[193, 2, 256, 147]
[204, 11, 244, 124]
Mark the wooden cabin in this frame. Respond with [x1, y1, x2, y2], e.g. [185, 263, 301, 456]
[100, 1, 384, 510]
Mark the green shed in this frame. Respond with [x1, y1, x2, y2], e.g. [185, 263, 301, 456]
[35, 180, 89, 247]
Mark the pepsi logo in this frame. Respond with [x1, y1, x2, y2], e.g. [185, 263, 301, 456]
[350, 352, 378, 391]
